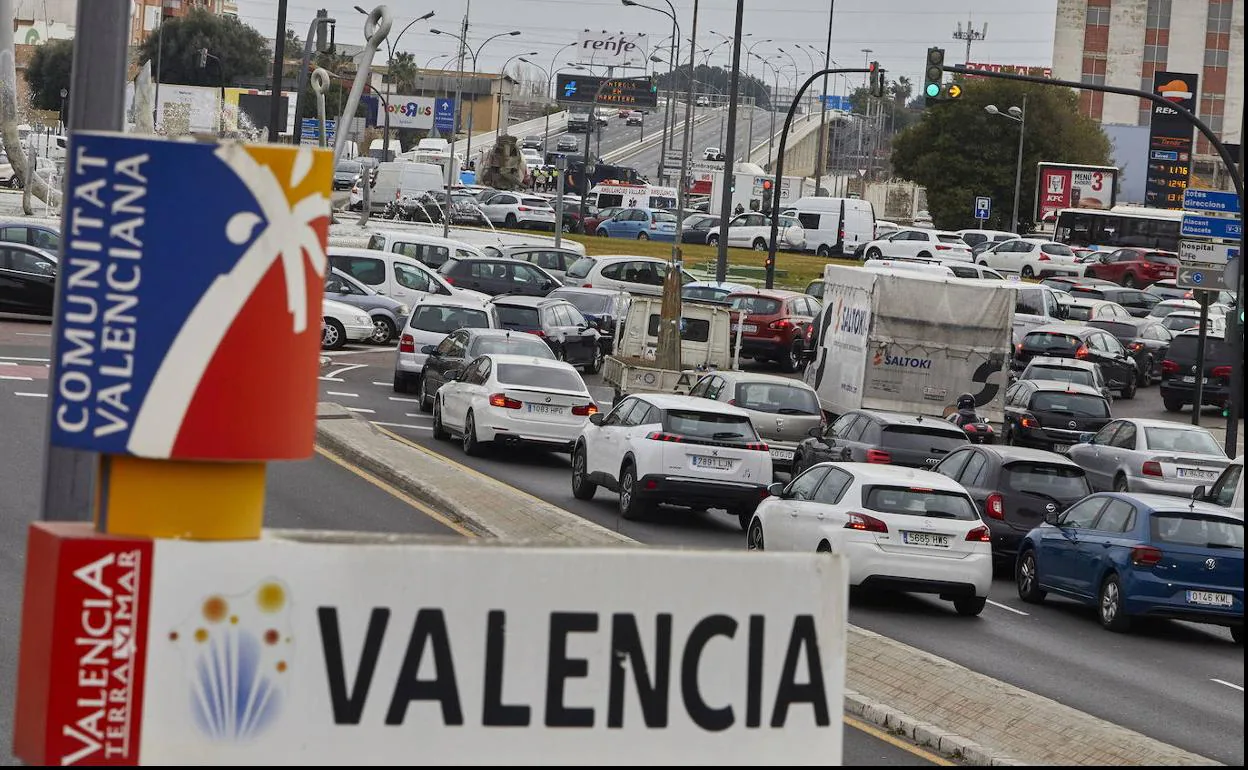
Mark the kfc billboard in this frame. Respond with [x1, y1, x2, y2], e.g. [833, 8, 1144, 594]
[1034, 162, 1119, 223]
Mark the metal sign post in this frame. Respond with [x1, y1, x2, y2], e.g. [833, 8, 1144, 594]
[1191, 292, 1210, 427]
[555, 155, 567, 248]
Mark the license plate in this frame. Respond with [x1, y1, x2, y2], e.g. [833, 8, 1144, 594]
[1177, 467, 1219, 480]
[1052, 443, 1071, 454]
[1186, 590, 1233, 607]
[769, 448, 795, 461]
[732, 324, 758, 333]
[527, 404, 565, 415]
[901, 531, 951, 548]
[691, 455, 733, 470]
[1181, 376, 1209, 384]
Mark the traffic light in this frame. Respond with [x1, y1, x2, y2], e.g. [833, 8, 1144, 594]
[945, 81, 963, 100]
[924, 47, 945, 106]
[868, 62, 885, 98]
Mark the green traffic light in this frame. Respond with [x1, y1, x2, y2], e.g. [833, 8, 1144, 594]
[925, 83, 940, 98]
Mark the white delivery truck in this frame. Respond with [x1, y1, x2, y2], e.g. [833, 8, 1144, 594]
[802, 263, 1015, 424]
[708, 171, 807, 215]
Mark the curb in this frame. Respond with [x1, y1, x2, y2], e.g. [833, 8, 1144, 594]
[844, 690, 1025, 766]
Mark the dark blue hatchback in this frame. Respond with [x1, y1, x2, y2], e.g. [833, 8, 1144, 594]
[1015, 492, 1243, 641]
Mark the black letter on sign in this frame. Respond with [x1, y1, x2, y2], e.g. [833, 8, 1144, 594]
[681, 614, 737, 732]
[770, 614, 830, 728]
[319, 607, 389, 725]
[545, 612, 597, 727]
[483, 610, 531, 726]
[607, 613, 671, 728]
[386, 609, 464, 726]
[746, 614, 764, 728]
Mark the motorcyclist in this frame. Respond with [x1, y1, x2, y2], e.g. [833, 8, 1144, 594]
[947, 393, 984, 427]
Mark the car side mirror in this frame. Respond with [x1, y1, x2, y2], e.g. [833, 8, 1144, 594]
[808, 426, 823, 438]
[1044, 511, 1061, 526]
[1078, 432, 1095, 444]
[767, 482, 787, 498]
[1190, 485, 1207, 502]
[422, 345, 439, 355]
[588, 413, 606, 426]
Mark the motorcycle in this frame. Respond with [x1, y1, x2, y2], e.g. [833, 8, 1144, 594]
[946, 412, 997, 445]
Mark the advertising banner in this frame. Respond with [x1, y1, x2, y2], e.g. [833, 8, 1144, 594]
[1144, 71, 1198, 210]
[378, 95, 438, 130]
[575, 31, 649, 68]
[48, 134, 332, 460]
[1034, 163, 1118, 223]
[15, 525, 848, 766]
[555, 74, 659, 109]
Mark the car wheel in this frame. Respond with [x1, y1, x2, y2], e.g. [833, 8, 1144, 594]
[571, 443, 597, 500]
[1113, 473, 1129, 493]
[504, 213, 518, 228]
[866, 247, 882, 259]
[462, 411, 486, 456]
[753, 239, 768, 251]
[7, 176, 20, 189]
[1163, 397, 1184, 413]
[1021, 265, 1035, 278]
[747, 517, 764, 551]
[1098, 573, 1131, 632]
[778, 340, 801, 373]
[978, 259, 989, 266]
[370, 315, 396, 345]
[730, 507, 753, 532]
[636, 231, 649, 240]
[596, 228, 609, 237]
[917, 251, 932, 260]
[1137, 358, 1151, 386]
[707, 233, 719, 247]
[1119, 374, 1137, 400]
[953, 596, 986, 617]
[418, 375, 434, 412]
[1122, 273, 1137, 288]
[392, 370, 413, 394]
[431, 398, 450, 440]
[816, 244, 832, 258]
[618, 462, 648, 521]
[321, 318, 346, 350]
[1016, 549, 1046, 603]
[584, 345, 603, 374]
[1233, 625, 1244, 645]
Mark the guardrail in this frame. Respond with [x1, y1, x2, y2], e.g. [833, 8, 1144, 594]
[748, 112, 819, 167]
[451, 111, 569, 163]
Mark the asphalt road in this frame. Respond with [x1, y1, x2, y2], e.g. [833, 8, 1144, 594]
[613, 106, 775, 182]
[301, 339, 1245, 766]
[0, 318, 945, 767]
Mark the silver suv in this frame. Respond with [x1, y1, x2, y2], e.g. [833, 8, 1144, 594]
[563, 255, 695, 297]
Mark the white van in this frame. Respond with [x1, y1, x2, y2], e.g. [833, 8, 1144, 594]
[368, 138, 402, 162]
[362, 230, 487, 271]
[785, 196, 876, 257]
[327, 246, 488, 309]
[370, 162, 447, 213]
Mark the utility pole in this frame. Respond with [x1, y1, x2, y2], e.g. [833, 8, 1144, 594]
[268, 0, 289, 142]
[714, 0, 746, 284]
[953, 17, 987, 64]
[814, 3, 836, 191]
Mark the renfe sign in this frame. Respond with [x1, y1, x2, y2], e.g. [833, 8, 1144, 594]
[16, 525, 847, 765]
[575, 31, 649, 68]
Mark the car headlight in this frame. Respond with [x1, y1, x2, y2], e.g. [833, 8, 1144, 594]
[397, 304, 410, 316]
[355, 314, 370, 324]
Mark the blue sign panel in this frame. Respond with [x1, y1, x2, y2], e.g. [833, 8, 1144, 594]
[821, 95, 851, 111]
[300, 118, 336, 140]
[1149, 149, 1179, 161]
[974, 196, 991, 220]
[1181, 213, 1242, 240]
[1182, 188, 1241, 214]
[435, 98, 456, 134]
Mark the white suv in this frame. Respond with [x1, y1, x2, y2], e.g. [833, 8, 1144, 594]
[563, 255, 695, 297]
[570, 394, 773, 530]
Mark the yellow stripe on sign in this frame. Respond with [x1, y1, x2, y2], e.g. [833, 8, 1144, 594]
[98, 454, 265, 540]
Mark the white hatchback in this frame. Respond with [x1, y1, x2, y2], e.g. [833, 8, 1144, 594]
[394, 296, 496, 392]
[747, 463, 993, 616]
[322, 298, 375, 350]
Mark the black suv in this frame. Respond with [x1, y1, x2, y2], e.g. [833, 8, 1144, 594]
[416, 328, 554, 412]
[1003, 380, 1111, 453]
[489, 295, 603, 373]
[793, 409, 969, 472]
[1014, 324, 1138, 399]
[547, 286, 630, 353]
[1160, 330, 1235, 413]
[437, 257, 560, 297]
[933, 445, 1092, 563]
[1067, 285, 1162, 317]
[1086, 318, 1172, 385]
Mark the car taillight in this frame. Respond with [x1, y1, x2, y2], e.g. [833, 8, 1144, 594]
[985, 492, 1005, 520]
[1020, 415, 1039, 428]
[1128, 342, 1144, 351]
[1015, 343, 1023, 356]
[530, 329, 546, 337]
[1161, 359, 1179, 374]
[517, 206, 531, 212]
[1131, 545, 1163, 566]
[935, 244, 951, 251]
[571, 403, 599, 416]
[744, 441, 769, 451]
[646, 431, 684, 442]
[1075, 345, 1090, 359]
[965, 526, 992, 542]
[1038, 253, 1051, 261]
[444, 276, 455, 284]
[769, 319, 792, 331]
[1212, 365, 1232, 378]
[399, 334, 415, 353]
[582, 282, 593, 288]
[1142, 460, 1163, 477]
[804, 325, 815, 342]
[845, 512, 888, 533]
[488, 393, 523, 409]
[865, 448, 891, 464]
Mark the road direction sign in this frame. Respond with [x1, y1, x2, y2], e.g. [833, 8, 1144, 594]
[434, 98, 455, 133]
[974, 196, 991, 220]
[1181, 213, 1242, 241]
[1182, 188, 1241, 214]
[1179, 240, 1239, 265]
[1177, 264, 1226, 290]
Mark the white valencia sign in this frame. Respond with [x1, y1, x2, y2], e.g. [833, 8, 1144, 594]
[136, 541, 847, 765]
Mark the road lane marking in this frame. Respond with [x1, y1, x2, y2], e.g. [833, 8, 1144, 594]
[16, 332, 51, 337]
[322, 346, 395, 356]
[314, 446, 476, 537]
[1211, 678, 1244, 692]
[372, 421, 432, 431]
[403, 413, 433, 419]
[372, 381, 391, 386]
[389, 396, 421, 403]
[326, 391, 359, 398]
[15, 392, 48, 398]
[987, 599, 1030, 616]
[344, 407, 375, 414]
[322, 363, 367, 380]
[0, 356, 50, 362]
[843, 714, 956, 766]
[0, 375, 34, 381]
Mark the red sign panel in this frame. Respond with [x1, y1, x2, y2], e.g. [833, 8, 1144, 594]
[1035, 163, 1118, 223]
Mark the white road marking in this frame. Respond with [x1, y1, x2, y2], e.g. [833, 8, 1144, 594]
[0, 361, 14, 366]
[323, 346, 394, 356]
[15, 392, 48, 398]
[0, 375, 34, 381]
[326, 391, 359, 398]
[372, 420, 433, 431]
[1211, 678, 1244, 692]
[372, 381, 391, 387]
[345, 407, 376, 414]
[0, 356, 50, 362]
[388, 396, 421, 403]
[987, 599, 1030, 616]
[16, 332, 51, 337]
[403, 413, 433, 419]
[323, 363, 367, 380]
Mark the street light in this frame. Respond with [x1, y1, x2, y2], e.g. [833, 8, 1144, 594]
[753, 53, 781, 168]
[432, 27, 521, 169]
[356, 7, 434, 159]
[621, 0, 681, 183]
[742, 38, 771, 158]
[985, 96, 1026, 233]
[498, 51, 539, 134]
[58, 88, 68, 133]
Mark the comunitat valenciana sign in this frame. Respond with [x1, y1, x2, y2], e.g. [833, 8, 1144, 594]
[14, 533, 848, 765]
[575, 31, 649, 68]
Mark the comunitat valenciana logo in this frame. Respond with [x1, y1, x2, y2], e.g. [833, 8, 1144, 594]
[389, 102, 433, 117]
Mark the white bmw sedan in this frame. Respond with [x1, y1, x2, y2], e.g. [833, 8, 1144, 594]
[747, 462, 993, 616]
[432, 353, 598, 455]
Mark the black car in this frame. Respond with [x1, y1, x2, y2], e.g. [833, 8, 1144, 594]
[556, 136, 581, 152]
[1159, 330, 1235, 414]
[547, 286, 630, 353]
[680, 214, 719, 244]
[489, 295, 603, 373]
[415, 328, 555, 412]
[1086, 318, 1172, 384]
[437, 257, 561, 297]
[0, 243, 57, 316]
[933, 445, 1092, 563]
[520, 135, 545, 151]
[1002, 380, 1111, 453]
[0, 221, 61, 252]
[1066, 285, 1162, 317]
[1013, 324, 1138, 398]
[793, 409, 969, 473]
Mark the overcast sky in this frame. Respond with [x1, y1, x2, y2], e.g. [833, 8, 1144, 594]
[237, 0, 1057, 92]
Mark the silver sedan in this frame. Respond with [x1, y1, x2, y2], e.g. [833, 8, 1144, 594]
[1067, 417, 1231, 497]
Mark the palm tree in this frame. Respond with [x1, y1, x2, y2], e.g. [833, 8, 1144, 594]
[389, 51, 418, 94]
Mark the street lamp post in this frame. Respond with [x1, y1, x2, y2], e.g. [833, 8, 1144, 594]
[754, 54, 781, 167]
[743, 38, 771, 161]
[356, 7, 434, 160]
[433, 27, 521, 171]
[58, 88, 68, 133]
[197, 48, 226, 134]
[621, 0, 680, 183]
[985, 94, 1026, 233]
[498, 51, 538, 134]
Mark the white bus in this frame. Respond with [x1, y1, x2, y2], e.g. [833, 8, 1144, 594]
[1053, 205, 1182, 253]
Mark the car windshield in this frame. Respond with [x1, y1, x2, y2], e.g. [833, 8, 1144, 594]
[937, 234, 965, 244]
[551, 290, 612, 314]
[1030, 391, 1109, 417]
[1023, 332, 1081, 352]
[1001, 462, 1090, 500]
[1143, 426, 1223, 455]
[1065, 305, 1096, 321]
[493, 305, 541, 329]
[409, 305, 490, 333]
[1025, 365, 1094, 387]
[1167, 334, 1231, 362]
[861, 486, 979, 520]
[662, 410, 759, 442]
[521, 197, 553, 209]
[683, 286, 730, 302]
[1150, 514, 1243, 549]
[880, 425, 969, 453]
[566, 257, 596, 280]
[471, 336, 554, 359]
[729, 295, 782, 314]
[1041, 243, 1075, 256]
[1088, 320, 1138, 340]
[495, 363, 584, 392]
[653, 211, 678, 223]
[335, 161, 361, 174]
[683, 215, 712, 228]
[732, 382, 820, 415]
[1161, 314, 1201, 331]
[1151, 303, 1193, 317]
[1143, 252, 1180, 264]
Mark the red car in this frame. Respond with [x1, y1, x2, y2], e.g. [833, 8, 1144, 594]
[1081, 247, 1179, 288]
[726, 289, 821, 373]
[582, 206, 625, 233]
